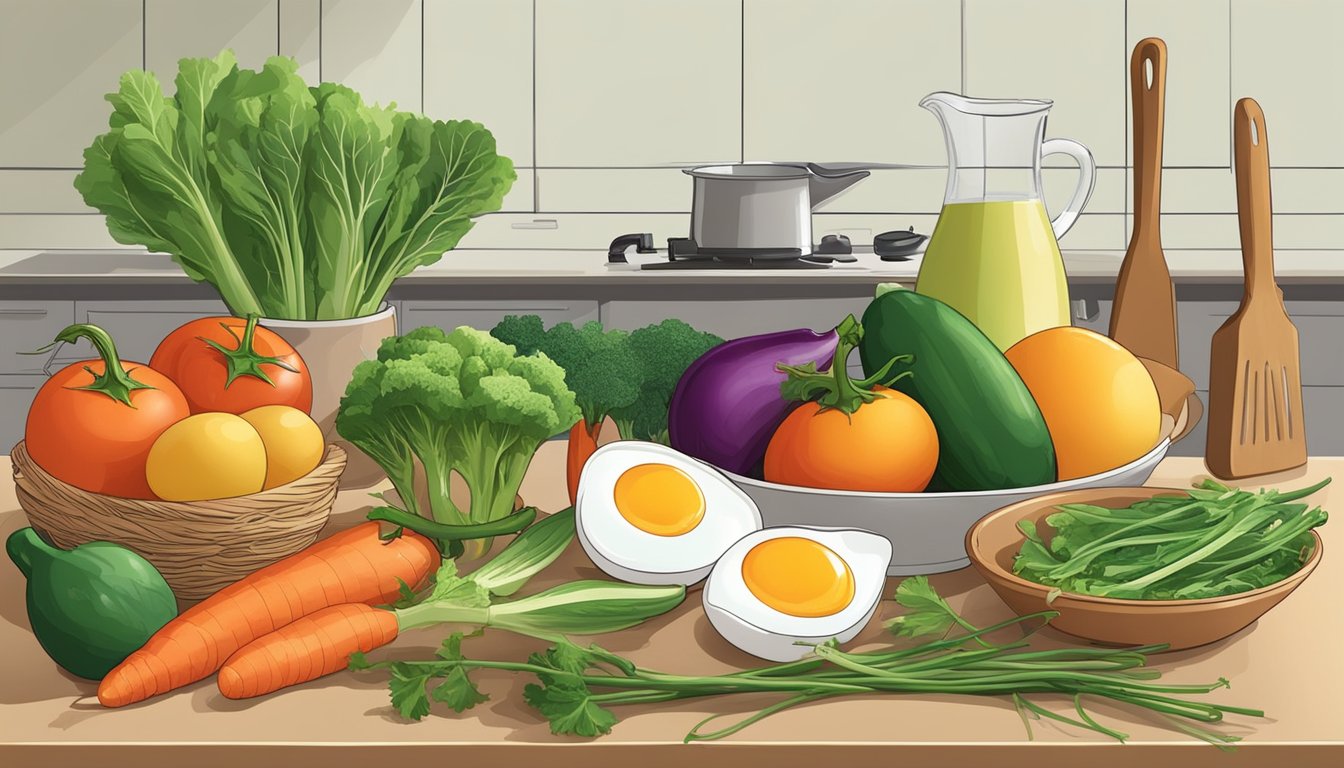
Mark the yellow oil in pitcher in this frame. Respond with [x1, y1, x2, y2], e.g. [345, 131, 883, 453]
[915, 199, 1071, 351]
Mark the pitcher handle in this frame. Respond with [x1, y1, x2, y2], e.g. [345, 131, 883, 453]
[1041, 138, 1096, 239]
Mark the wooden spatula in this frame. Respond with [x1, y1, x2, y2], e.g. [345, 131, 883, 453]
[1205, 98, 1307, 479]
[1110, 38, 1179, 369]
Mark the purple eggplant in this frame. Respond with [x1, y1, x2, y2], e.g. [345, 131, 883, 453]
[667, 326, 839, 477]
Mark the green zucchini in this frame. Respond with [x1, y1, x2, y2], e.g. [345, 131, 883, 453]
[859, 286, 1055, 490]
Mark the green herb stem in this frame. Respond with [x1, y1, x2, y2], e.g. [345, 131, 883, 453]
[367, 505, 537, 544]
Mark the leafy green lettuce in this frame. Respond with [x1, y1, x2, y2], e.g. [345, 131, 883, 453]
[76, 50, 515, 320]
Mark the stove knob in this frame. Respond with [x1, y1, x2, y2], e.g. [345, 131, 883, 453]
[608, 233, 656, 263]
[816, 233, 853, 255]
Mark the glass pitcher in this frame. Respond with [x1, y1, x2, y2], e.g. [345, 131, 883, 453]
[916, 92, 1096, 351]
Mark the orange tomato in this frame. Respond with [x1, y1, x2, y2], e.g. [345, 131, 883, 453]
[150, 316, 312, 415]
[25, 325, 190, 499]
[763, 387, 939, 493]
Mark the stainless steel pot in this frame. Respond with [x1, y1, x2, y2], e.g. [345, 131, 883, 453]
[684, 163, 871, 256]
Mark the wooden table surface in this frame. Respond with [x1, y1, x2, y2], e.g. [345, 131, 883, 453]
[2, 442, 1341, 768]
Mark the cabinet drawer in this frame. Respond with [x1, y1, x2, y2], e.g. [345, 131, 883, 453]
[52, 300, 231, 366]
[1288, 301, 1344, 387]
[1169, 386, 1344, 458]
[600, 299, 871, 341]
[1176, 300, 1238, 391]
[0, 374, 46, 451]
[0, 301, 74, 374]
[1179, 300, 1344, 391]
[399, 301, 600, 336]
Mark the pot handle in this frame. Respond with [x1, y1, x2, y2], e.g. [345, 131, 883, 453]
[1041, 138, 1097, 239]
[806, 162, 911, 177]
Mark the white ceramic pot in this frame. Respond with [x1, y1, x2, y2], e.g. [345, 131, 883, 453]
[260, 304, 398, 489]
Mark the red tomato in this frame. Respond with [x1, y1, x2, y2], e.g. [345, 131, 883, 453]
[150, 316, 312, 415]
[25, 324, 190, 499]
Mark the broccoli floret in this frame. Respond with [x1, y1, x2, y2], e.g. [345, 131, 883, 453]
[488, 314, 547, 356]
[611, 319, 724, 444]
[336, 325, 578, 557]
[491, 317, 642, 430]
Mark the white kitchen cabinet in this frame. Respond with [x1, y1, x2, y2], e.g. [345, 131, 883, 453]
[321, 0, 423, 112]
[280, 0, 321, 83]
[963, 0, 1126, 168]
[1136, 214, 1344, 251]
[534, 0, 740, 166]
[743, 0, 960, 165]
[1232, 0, 1344, 167]
[455, 212, 689, 249]
[145, 0, 279, 86]
[1126, 0, 1230, 169]
[537, 169, 689, 213]
[399, 300, 599, 335]
[51, 300, 231, 367]
[0, 0, 142, 168]
[1127, 168, 1344, 218]
[424, 0, 533, 168]
[0, 171, 87, 214]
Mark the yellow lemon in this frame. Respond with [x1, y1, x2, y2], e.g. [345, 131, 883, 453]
[240, 405, 325, 489]
[146, 413, 267, 500]
[1005, 327, 1162, 481]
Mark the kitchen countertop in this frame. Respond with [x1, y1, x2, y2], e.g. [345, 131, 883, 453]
[2, 443, 1341, 767]
[2, 247, 1344, 286]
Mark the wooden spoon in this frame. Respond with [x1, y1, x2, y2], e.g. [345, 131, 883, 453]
[1110, 38, 1179, 370]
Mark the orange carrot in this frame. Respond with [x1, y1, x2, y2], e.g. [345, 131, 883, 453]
[218, 603, 399, 699]
[566, 419, 601, 504]
[97, 522, 438, 707]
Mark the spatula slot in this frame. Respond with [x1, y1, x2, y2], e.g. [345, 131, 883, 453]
[1240, 360, 1251, 445]
[1265, 361, 1279, 442]
[1282, 365, 1295, 440]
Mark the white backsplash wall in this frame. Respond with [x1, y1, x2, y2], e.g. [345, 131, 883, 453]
[2, 0, 1342, 252]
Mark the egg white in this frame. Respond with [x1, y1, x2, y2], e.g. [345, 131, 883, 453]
[703, 526, 892, 662]
[575, 441, 763, 586]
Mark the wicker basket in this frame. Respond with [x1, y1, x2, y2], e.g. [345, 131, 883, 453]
[11, 441, 346, 601]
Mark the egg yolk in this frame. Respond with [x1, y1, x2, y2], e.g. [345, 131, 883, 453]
[613, 463, 706, 536]
[742, 537, 855, 618]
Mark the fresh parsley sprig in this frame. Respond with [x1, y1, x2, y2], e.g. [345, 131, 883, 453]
[353, 576, 1262, 748]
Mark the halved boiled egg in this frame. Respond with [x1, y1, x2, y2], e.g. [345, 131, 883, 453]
[576, 441, 763, 585]
[704, 527, 892, 661]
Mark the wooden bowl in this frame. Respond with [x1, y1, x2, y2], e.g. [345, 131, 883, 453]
[966, 486, 1323, 651]
[12, 440, 346, 601]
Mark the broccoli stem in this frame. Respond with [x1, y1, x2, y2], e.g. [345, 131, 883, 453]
[452, 424, 538, 560]
[422, 451, 466, 526]
[612, 418, 636, 443]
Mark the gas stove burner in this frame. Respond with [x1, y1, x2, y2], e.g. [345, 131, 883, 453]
[607, 234, 831, 270]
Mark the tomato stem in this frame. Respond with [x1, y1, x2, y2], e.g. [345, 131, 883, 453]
[199, 315, 298, 389]
[53, 323, 157, 407]
[775, 315, 912, 416]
